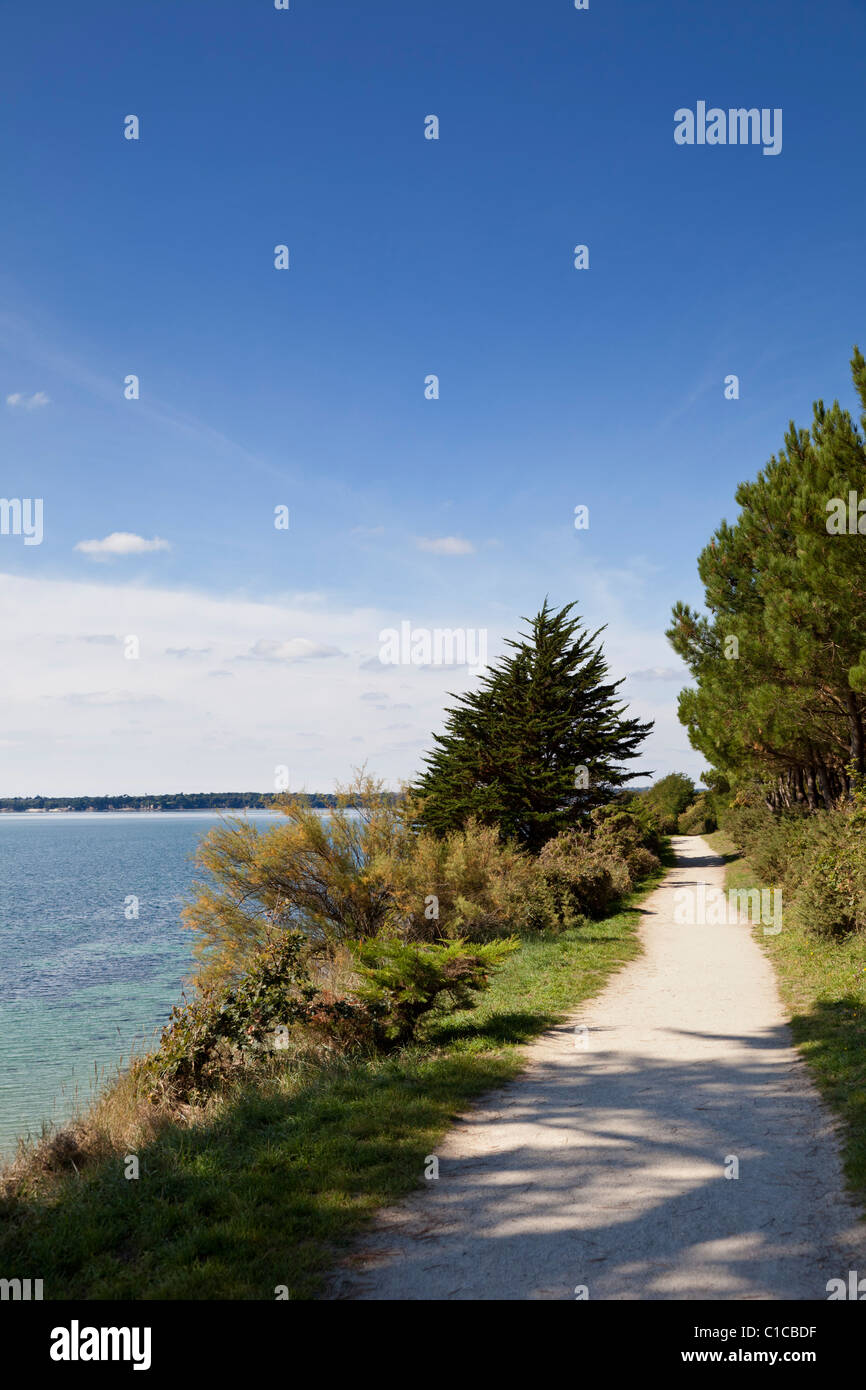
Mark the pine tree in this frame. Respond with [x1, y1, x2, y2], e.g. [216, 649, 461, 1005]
[414, 600, 653, 850]
[667, 344, 866, 808]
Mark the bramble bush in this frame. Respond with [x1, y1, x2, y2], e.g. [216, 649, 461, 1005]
[138, 926, 521, 1100]
[137, 931, 321, 1102]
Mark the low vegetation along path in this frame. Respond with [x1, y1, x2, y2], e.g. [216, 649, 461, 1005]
[330, 836, 865, 1300]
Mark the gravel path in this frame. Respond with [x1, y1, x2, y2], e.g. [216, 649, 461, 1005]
[329, 835, 866, 1300]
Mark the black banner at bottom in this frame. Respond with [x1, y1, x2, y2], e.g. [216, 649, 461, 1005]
[1, 1298, 859, 1377]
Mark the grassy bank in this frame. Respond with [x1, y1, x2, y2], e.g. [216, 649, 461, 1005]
[704, 828, 866, 1203]
[0, 880, 657, 1301]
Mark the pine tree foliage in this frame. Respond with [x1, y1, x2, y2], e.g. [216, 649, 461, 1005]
[668, 345, 866, 810]
[414, 600, 653, 849]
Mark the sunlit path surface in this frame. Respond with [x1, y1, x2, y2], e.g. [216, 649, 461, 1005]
[330, 837, 865, 1300]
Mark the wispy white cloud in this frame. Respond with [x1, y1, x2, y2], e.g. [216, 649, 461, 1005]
[416, 536, 475, 555]
[75, 532, 171, 558]
[627, 666, 684, 682]
[0, 568, 703, 792]
[6, 390, 50, 409]
[242, 637, 344, 663]
[0, 572, 492, 792]
[58, 690, 165, 707]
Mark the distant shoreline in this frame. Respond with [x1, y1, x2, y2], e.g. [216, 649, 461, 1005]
[0, 792, 399, 814]
[0, 806, 284, 815]
[0, 794, 326, 813]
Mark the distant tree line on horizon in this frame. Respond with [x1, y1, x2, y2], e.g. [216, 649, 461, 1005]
[0, 792, 384, 813]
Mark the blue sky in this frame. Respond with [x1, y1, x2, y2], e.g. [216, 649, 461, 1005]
[1, 0, 865, 794]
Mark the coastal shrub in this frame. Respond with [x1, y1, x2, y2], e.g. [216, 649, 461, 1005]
[758, 794, 866, 938]
[626, 845, 664, 881]
[524, 815, 660, 931]
[139, 931, 322, 1101]
[627, 798, 673, 842]
[789, 826, 863, 937]
[139, 925, 522, 1099]
[720, 791, 805, 882]
[717, 786, 866, 938]
[181, 777, 660, 1008]
[378, 806, 660, 941]
[590, 805, 663, 879]
[371, 817, 537, 943]
[636, 773, 696, 835]
[528, 831, 617, 927]
[349, 936, 520, 1048]
[182, 773, 405, 985]
[523, 803, 663, 932]
[184, 781, 540, 976]
[677, 795, 717, 835]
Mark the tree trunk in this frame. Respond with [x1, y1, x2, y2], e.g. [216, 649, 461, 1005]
[804, 764, 818, 812]
[846, 690, 865, 778]
[792, 766, 804, 806]
[816, 756, 835, 808]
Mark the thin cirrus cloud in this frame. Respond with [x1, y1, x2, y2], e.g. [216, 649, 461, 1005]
[74, 532, 171, 558]
[415, 536, 475, 555]
[627, 666, 683, 682]
[0, 567, 704, 789]
[59, 690, 164, 707]
[6, 390, 50, 409]
[241, 638, 344, 663]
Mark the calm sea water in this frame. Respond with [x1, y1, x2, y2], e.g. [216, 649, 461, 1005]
[0, 811, 283, 1159]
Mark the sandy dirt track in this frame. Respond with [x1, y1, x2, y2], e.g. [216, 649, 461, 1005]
[328, 836, 866, 1300]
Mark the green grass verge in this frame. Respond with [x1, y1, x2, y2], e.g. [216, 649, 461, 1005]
[0, 883, 656, 1300]
[704, 828, 866, 1204]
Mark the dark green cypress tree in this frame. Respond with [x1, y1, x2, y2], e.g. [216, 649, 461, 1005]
[414, 600, 653, 850]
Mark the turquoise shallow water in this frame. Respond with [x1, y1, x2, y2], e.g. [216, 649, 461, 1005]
[0, 811, 281, 1158]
